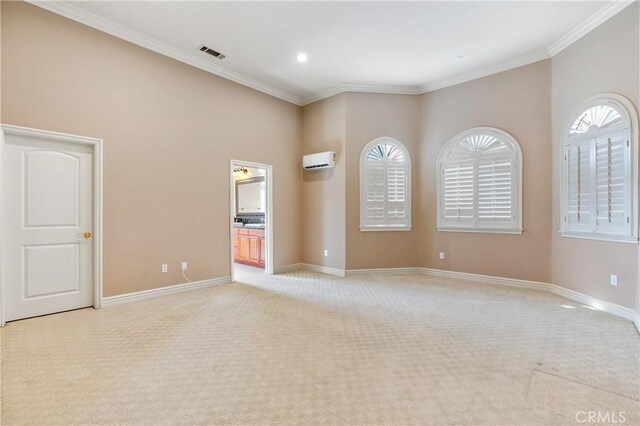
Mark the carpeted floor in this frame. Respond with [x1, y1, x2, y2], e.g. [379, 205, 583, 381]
[2, 269, 639, 425]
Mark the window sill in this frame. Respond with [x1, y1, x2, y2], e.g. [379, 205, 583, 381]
[360, 226, 412, 232]
[559, 231, 639, 244]
[437, 227, 523, 235]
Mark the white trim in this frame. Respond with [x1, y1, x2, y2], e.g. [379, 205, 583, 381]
[29, 1, 633, 108]
[560, 93, 639, 243]
[302, 84, 420, 106]
[436, 127, 523, 233]
[302, 51, 550, 106]
[0, 124, 103, 326]
[0, 127, 4, 326]
[229, 160, 274, 283]
[418, 50, 550, 94]
[102, 276, 230, 307]
[274, 263, 303, 274]
[359, 226, 412, 232]
[559, 231, 639, 244]
[548, 282, 637, 322]
[301, 263, 345, 277]
[437, 228, 523, 235]
[422, 268, 637, 323]
[347, 267, 421, 276]
[344, 266, 639, 327]
[420, 267, 550, 292]
[27, 1, 302, 106]
[547, 0, 636, 57]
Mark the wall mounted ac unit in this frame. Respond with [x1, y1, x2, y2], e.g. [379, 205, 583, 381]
[303, 151, 336, 170]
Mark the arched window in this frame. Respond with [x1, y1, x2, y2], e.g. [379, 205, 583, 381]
[437, 127, 522, 233]
[360, 137, 411, 231]
[562, 94, 638, 242]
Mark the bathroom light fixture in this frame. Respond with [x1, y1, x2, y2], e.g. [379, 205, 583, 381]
[233, 167, 249, 177]
[296, 52, 308, 63]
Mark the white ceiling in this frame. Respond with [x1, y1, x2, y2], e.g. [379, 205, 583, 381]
[38, 1, 624, 105]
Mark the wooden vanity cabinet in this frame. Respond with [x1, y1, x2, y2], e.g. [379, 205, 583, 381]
[233, 227, 266, 268]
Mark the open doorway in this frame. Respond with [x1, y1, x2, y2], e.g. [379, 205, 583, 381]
[229, 160, 273, 283]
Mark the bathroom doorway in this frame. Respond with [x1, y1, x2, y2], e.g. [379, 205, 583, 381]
[229, 160, 273, 283]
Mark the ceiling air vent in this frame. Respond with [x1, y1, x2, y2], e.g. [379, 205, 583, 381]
[199, 45, 226, 60]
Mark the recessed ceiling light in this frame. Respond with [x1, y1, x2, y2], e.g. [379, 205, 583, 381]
[456, 51, 469, 59]
[297, 52, 308, 63]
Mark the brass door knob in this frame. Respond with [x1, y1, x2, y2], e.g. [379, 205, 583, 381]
[83, 232, 92, 239]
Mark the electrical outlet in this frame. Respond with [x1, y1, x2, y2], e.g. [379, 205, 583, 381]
[161, 264, 168, 273]
[439, 252, 445, 260]
[181, 261, 188, 271]
[324, 250, 328, 257]
[610, 274, 618, 286]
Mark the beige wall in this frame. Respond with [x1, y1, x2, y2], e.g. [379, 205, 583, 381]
[1, 2, 302, 297]
[3, 1, 638, 311]
[301, 94, 346, 269]
[550, 3, 639, 310]
[344, 93, 419, 270]
[417, 60, 553, 283]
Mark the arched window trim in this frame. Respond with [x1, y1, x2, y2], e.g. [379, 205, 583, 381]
[436, 127, 523, 234]
[560, 93, 639, 243]
[360, 137, 412, 231]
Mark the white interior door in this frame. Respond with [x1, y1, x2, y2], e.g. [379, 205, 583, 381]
[3, 134, 93, 322]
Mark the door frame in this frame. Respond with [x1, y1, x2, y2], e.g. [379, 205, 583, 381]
[0, 124, 103, 326]
[229, 159, 274, 282]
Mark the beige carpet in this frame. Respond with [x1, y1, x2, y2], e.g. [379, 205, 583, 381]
[2, 269, 639, 425]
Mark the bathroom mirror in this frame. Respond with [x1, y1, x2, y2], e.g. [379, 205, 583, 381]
[235, 176, 265, 215]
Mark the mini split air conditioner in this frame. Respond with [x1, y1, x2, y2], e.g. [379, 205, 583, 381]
[303, 151, 336, 170]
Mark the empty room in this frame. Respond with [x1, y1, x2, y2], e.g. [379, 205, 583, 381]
[0, 1, 639, 425]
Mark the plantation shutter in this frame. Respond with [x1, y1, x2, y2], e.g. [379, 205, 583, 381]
[386, 163, 407, 224]
[595, 130, 630, 235]
[364, 163, 386, 226]
[441, 160, 474, 227]
[566, 141, 592, 232]
[477, 157, 514, 228]
[360, 140, 411, 230]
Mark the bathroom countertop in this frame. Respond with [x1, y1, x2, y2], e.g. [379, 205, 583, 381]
[233, 223, 265, 229]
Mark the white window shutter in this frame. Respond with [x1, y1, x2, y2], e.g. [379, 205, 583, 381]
[363, 162, 387, 227]
[442, 160, 474, 227]
[595, 130, 630, 235]
[386, 163, 407, 224]
[360, 139, 411, 230]
[566, 141, 592, 232]
[437, 129, 521, 233]
[477, 157, 514, 228]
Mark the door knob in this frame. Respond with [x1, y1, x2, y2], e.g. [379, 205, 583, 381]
[83, 232, 92, 239]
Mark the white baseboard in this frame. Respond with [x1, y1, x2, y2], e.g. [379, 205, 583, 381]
[347, 266, 639, 329]
[274, 262, 345, 277]
[274, 263, 303, 274]
[421, 267, 550, 291]
[101, 266, 637, 331]
[423, 268, 638, 327]
[101, 276, 231, 307]
[548, 283, 638, 322]
[347, 267, 421, 276]
[301, 263, 346, 277]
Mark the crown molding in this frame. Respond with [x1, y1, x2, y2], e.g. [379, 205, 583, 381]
[302, 50, 550, 106]
[27, 0, 304, 106]
[418, 50, 550, 94]
[547, 0, 636, 57]
[28, 0, 634, 108]
[301, 83, 422, 106]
